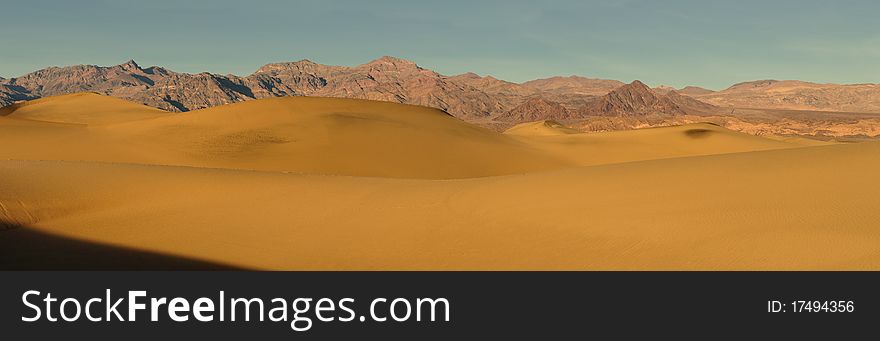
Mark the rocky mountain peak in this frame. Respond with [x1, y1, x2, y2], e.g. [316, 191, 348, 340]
[603, 80, 659, 103]
[582, 80, 687, 117]
[454, 72, 481, 79]
[361, 56, 420, 70]
[254, 59, 327, 75]
[678, 86, 715, 96]
[623, 80, 651, 91]
[119, 59, 141, 71]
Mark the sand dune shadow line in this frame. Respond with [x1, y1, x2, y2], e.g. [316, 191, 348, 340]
[0, 221, 244, 270]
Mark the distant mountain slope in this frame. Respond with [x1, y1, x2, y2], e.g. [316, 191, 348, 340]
[0, 58, 675, 121]
[580, 80, 716, 117]
[0, 60, 255, 112]
[665, 89, 719, 113]
[30, 57, 869, 124]
[496, 97, 578, 122]
[522, 75, 624, 96]
[654, 85, 715, 96]
[696, 80, 880, 113]
[584, 80, 679, 116]
[0, 57, 512, 120]
[0, 82, 35, 107]
[245, 57, 513, 119]
[678, 86, 715, 96]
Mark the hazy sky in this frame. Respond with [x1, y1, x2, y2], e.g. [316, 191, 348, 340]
[2, 0, 879, 89]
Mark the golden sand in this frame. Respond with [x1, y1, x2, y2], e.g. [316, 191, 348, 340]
[1, 93, 878, 269]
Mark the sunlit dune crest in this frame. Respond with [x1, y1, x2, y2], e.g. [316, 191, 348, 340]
[0, 92, 170, 124]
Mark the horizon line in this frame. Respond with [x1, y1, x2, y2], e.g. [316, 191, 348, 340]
[5, 56, 879, 92]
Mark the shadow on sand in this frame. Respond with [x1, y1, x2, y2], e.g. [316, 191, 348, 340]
[0, 221, 243, 270]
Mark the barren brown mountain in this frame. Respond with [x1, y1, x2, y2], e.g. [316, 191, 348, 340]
[654, 85, 716, 96]
[696, 80, 880, 113]
[653, 85, 675, 94]
[2, 57, 879, 139]
[0, 83, 27, 107]
[567, 81, 880, 138]
[446, 72, 537, 113]
[0, 57, 508, 120]
[447, 72, 535, 98]
[246, 56, 506, 120]
[0, 57, 684, 123]
[581, 80, 702, 117]
[665, 89, 719, 113]
[521, 75, 624, 96]
[0, 60, 256, 112]
[678, 86, 715, 96]
[496, 97, 576, 122]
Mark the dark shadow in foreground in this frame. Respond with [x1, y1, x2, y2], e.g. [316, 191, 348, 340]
[0, 222, 243, 270]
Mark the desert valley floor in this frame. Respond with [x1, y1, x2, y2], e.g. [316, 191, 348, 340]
[1, 93, 879, 269]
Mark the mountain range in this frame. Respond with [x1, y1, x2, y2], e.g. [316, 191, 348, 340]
[0, 57, 710, 121]
[694, 80, 880, 113]
[2, 57, 880, 138]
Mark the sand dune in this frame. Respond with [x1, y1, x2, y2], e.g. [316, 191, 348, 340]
[0, 93, 810, 178]
[506, 120, 808, 166]
[0, 94, 569, 179]
[0, 92, 170, 124]
[1, 93, 878, 270]
[2, 141, 879, 270]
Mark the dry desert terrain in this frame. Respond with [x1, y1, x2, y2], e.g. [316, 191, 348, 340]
[1, 93, 879, 269]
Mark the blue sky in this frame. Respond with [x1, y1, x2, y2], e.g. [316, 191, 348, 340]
[1, 0, 878, 89]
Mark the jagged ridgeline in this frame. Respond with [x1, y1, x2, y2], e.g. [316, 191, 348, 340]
[4, 57, 880, 138]
[0, 57, 712, 121]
